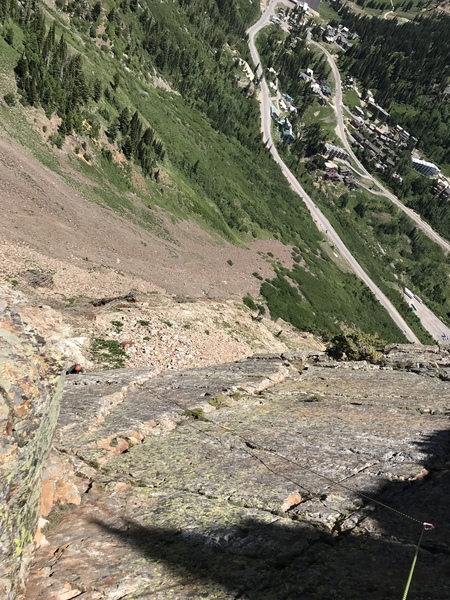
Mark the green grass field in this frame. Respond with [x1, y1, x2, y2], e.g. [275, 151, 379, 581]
[345, 0, 432, 19]
[318, 1, 341, 22]
[343, 88, 361, 110]
[302, 101, 340, 143]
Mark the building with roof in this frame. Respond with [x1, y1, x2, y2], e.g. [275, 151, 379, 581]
[324, 143, 348, 161]
[367, 101, 390, 121]
[411, 157, 440, 177]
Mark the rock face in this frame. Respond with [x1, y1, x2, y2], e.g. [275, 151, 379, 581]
[0, 303, 65, 599]
[21, 348, 450, 600]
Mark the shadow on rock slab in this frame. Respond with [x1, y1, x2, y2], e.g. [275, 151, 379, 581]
[88, 428, 450, 599]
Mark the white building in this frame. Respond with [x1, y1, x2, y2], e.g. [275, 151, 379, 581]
[324, 143, 348, 161]
[411, 156, 440, 177]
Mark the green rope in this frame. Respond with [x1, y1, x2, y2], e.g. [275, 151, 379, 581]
[402, 523, 434, 600]
[163, 393, 438, 600]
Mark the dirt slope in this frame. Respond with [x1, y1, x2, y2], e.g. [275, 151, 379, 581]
[0, 133, 324, 371]
[0, 134, 294, 300]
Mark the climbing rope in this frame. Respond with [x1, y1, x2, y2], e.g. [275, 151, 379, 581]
[187, 409, 427, 525]
[155, 392, 436, 598]
[402, 522, 434, 600]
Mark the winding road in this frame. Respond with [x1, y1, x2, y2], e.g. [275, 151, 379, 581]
[310, 39, 450, 254]
[247, 1, 421, 343]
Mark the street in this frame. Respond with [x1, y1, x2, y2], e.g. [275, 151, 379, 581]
[310, 39, 450, 254]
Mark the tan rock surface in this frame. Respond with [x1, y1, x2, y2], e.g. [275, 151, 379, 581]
[21, 352, 450, 600]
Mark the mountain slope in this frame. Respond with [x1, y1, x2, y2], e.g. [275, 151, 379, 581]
[0, 0, 418, 342]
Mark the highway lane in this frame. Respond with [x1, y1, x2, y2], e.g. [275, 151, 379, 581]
[310, 40, 450, 254]
[247, 4, 420, 343]
[403, 292, 450, 345]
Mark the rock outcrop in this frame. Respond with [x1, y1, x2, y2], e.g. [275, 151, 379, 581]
[19, 348, 450, 599]
[0, 302, 65, 599]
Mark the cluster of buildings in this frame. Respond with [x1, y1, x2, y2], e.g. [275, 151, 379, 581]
[432, 179, 450, 198]
[324, 142, 347, 162]
[321, 23, 357, 51]
[323, 144, 359, 189]
[272, 2, 313, 31]
[299, 70, 330, 105]
[268, 67, 332, 144]
[310, 22, 450, 195]
[324, 160, 359, 189]
[270, 105, 297, 143]
[289, 0, 321, 16]
[278, 117, 296, 143]
[411, 156, 440, 177]
[348, 106, 445, 182]
[349, 116, 419, 173]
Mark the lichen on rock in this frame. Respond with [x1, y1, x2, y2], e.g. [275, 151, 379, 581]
[0, 302, 65, 599]
[21, 348, 450, 599]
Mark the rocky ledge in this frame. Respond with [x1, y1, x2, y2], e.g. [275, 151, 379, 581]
[19, 346, 450, 600]
[0, 303, 65, 600]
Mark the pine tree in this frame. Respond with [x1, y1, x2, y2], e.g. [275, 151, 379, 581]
[129, 110, 143, 152]
[118, 107, 130, 134]
[122, 136, 132, 158]
[92, 78, 102, 102]
[4, 25, 14, 45]
[142, 127, 154, 146]
[91, 1, 101, 21]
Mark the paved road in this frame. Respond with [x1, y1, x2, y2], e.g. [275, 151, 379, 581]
[247, 3, 420, 344]
[310, 40, 450, 254]
[404, 293, 450, 345]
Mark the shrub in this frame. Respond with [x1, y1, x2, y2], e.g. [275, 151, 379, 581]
[184, 408, 207, 421]
[101, 148, 113, 162]
[256, 304, 266, 315]
[208, 394, 233, 409]
[327, 329, 386, 362]
[90, 338, 127, 368]
[243, 293, 257, 311]
[110, 320, 123, 333]
[3, 92, 15, 106]
[4, 26, 14, 46]
[49, 133, 64, 149]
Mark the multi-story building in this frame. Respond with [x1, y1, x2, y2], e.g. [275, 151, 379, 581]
[324, 143, 348, 161]
[411, 157, 440, 177]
